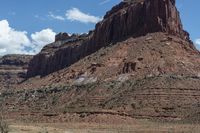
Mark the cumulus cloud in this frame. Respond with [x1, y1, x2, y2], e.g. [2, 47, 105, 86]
[0, 19, 56, 55]
[0, 20, 30, 55]
[195, 39, 200, 46]
[31, 28, 56, 53]
[48, 12, 65, 21]
[65, 8, 102, 24]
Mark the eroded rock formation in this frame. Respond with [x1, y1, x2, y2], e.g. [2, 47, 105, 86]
[1, 0, 200, 123]
[55, 32, 70, 42]
[91, 0, 189, 47]
[0, 55, 32, 87]
[27, 0, 192, 77]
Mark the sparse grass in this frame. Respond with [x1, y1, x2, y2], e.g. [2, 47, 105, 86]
[0, 119, 9, 133]
[0, 103, 9, 133]
[51, 95, 58, 105]
[37, 130, 48, 133]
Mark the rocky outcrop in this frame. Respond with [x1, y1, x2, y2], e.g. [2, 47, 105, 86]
[90, 0, 189, 47]
[27, 34, 89, 77]
[0, 55, 32, 87]
[0, 55, 31, 66]
[27, 0, 192, 77]
[55, 32, 70, 42]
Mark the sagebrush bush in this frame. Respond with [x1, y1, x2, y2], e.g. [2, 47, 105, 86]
[0, 118, 9, 133]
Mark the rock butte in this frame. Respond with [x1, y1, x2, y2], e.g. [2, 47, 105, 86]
[27, 0, 192, 77]
[1, 0, 200, 123]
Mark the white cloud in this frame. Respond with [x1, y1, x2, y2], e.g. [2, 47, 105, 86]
[65, 8, 102, 24]
[195, 39, 200, 46]
[0, 48, 6, 54]
[0, 20, 31, 55]
[31, 29, 56, 53]
[100, 0, 111, 5]
[48, 12, 65, 21]
[0, 20, 56, 55]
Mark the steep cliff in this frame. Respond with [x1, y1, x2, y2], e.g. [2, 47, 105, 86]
[27, 34, 89, 77]
[27, 0, 192, 77]
[91, 0, 189, 47]
[0, 55, 32, 88]
[2, 0, 200, 123]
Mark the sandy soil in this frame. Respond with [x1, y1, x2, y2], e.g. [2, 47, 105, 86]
[8, 119, 200, 133]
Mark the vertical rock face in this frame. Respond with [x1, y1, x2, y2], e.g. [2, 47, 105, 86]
[145, 0, 188, 39]
[27, 34, 89, 77]
[27, 0, 191, 77]
[90, 0, 189, 48]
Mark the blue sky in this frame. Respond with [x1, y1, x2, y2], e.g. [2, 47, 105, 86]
[177, 0, 200, 50]
[0, 0, 199, 55]
[0, 0, 120, 34]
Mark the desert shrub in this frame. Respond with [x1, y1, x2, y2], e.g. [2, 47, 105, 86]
[0, 99, 9, 133]
[37, 131, 48, 133]
[51, 95, 58, 105]
[0, 118, 9, 133]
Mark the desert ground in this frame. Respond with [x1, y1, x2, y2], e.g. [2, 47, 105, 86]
[6, 120, 200, 133]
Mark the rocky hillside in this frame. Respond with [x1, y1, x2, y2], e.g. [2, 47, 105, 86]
[27, 0, 191, 78]
[0, 54, 32, 88]
[1, 0, 200, 123]
[20, 32, 200, 89]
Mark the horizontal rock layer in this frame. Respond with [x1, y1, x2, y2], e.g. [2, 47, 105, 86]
[2, 75, 200, 122]
[0, 55, 32, 87]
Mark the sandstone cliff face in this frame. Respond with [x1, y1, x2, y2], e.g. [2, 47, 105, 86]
[91, 0, 189, 47]
[27, 0, 192, 77]
[27, 34, 89, 77]
[0, 55, 32, 87]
